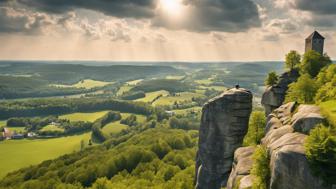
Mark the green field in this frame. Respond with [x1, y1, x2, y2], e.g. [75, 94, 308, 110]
[126, 79, 143, 85]
[52, 79, 112, 89]
[59, 111, 109, 122]
[173, 106, 202, 115]
[135, 90, 169, 103]
[0, 120, 6, 127]
[0, 132, 91, 178]
[117, 85, 133, 96]
[120, 113, 147, 123]
[153, 92, 205, 106]
[40, 125, 64, 132]
[195, 79, 213, 85]
[6, 127, 26, 133]
[101, 113, 146, 135]
[102, 122, 128, 134]
[166, 75, 185, 80]
[320, 100, 336, 126]
[199, 85, 226, 91]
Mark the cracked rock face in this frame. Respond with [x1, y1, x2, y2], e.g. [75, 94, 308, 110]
[195, 88, 253, 189]
[261, 70, 299, 116]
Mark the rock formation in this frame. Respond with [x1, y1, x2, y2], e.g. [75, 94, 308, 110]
[261, 70, 299, 116]
[195, 88, 253, 189]
[227, 102, 329, 189]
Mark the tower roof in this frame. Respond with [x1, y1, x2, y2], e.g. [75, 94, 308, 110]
[306, 31, 325, 40]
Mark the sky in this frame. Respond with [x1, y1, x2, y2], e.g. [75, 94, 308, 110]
[0, 0, 336, 62]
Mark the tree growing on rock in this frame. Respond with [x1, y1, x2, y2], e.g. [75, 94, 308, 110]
[285, 50, 301, 71]
[300, 50, 331, 78]
[264, 71, 279, 86]
[243, 111, 266, 146]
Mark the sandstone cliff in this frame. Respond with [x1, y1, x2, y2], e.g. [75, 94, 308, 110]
[195, 88, 253, 189]
[261, 70, 299, 116]
[227, 102, 329, 189]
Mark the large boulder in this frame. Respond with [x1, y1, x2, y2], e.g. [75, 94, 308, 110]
[268, 133, 328, 189]
[195, 88, 253, 189]
[291, 105, 325, 134]
[227, 146, 255, 189]
[262, 70, 299, 116]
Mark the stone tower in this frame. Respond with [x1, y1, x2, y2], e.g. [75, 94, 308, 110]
[305, 31, 325, 55]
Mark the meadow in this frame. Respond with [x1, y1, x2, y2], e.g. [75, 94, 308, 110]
[0, 132, 91, 178]
[102, 113, 146, 135]
[116, 85, 133, 96]
[153, 92, 205, 106]
[135, 90, 169, 103]
[59, 111, 110, 122]
[0, 120, 6, 127]
[39, 124, 64, 132]
[53, 79, 112, 89]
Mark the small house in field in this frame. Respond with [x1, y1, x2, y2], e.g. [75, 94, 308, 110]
[305, 31, 325, 55]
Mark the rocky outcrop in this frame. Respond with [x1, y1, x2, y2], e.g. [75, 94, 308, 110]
[228, 102, 329, 189]
[226, 146, 255, 189]
[261, 70, 299, 116]
[195, 88, 253, 189]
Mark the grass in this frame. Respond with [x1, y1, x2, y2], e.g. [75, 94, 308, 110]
[117, 85, 133, 96]
[173, 107, 202, 115]
[126, 79, 143, 85]
[0, 132, 91, 178]
[166, 75, 185, 80]
[102, 122, 128, 134]
[199, 85, 226, 91]
[59, 111, 109, 122]
[0, 120, 6, 127]
[120, 113, 147, 123]
[52, 79, 112, 89]
[101, 113, 146, 135]
[135, 90, 169, 103]
[153, 92, 205, 106]
[6, 127, 26, 133]
[319, 100, 336, 126]
[195, 79, 213, 85]
[40, 125, 64, 132]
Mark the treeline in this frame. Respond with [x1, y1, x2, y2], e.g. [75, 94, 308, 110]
[0, 63, 182, 84]
[131, 79, 194, 93]
[0, 98, 155, 120]
[0, 128, 197, 189]
[0, 76, 93, 99]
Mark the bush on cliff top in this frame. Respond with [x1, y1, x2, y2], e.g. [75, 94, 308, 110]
[305, 124, 336, 185]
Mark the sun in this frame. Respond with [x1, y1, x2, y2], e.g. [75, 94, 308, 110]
[159, 0, 184, 17]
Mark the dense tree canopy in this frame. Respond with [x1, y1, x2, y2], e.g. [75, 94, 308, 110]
[300, 50, 331, 78]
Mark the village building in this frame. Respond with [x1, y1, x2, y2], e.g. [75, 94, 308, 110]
[305, 31, 325, 55]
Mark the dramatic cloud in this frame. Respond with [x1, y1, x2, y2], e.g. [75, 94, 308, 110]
[1, 0, 261, 33]
[0, 6, 54, 34]
[294, 0, 336, 15]
[153, 0, 261, 32]
[16, 0, 157, 18]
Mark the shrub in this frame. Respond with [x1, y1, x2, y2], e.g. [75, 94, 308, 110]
[243, 111, 266, 146]
[305, 124, 336, 185]
[251, 146, 270, 189]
